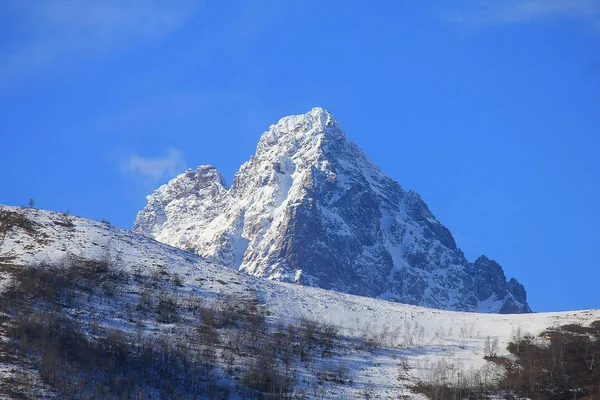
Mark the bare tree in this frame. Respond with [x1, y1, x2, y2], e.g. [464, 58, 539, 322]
[484, 336, 492, 358]
[484, 336, 500, 358]
[512, 326, 523, 354]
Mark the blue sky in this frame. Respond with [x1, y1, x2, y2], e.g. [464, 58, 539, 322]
[1, 0, 598, 312]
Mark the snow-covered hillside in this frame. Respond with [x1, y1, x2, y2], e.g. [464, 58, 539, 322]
[134, 108, 530, 313]
[1, 206, 598, 399]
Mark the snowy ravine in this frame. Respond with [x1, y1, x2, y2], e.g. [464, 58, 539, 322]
[134, 108, 530, 313]
[1, 206, 598, 399]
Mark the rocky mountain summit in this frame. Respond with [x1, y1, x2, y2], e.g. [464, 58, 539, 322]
[134, 108, 530, 313]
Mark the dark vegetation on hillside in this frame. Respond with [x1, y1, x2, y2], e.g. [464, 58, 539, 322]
[0, 209, 37, 235]
[500, 322, 600, 400]
[0, 259, 352, 399]
[414, 323, 600, 400]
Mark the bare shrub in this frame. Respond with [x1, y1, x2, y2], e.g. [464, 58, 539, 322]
[242, 349, 290, 398]
[402, 320, 425, 347]
[316, 362, 351, 384]
[55, 211, 74, 228]
[484, 336, 499, 358]
[156, 294, 179, 324]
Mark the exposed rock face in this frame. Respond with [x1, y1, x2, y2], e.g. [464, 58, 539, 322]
[473, 256, 508, 302]
[134, 108, 531, 313]
[471, 256, 531, 313]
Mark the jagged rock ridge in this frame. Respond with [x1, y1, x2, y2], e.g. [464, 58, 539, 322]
[134, 108, 531, 313]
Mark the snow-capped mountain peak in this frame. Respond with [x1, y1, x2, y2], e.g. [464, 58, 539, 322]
[134, 108, 531, 313]
[268, 107, 341, 140]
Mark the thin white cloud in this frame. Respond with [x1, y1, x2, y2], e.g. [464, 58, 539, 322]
[1, 0, 200, 82]
[449, 0, 600, 27]
[121, 148, 186, 183]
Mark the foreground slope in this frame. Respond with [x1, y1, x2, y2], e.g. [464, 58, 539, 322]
[134, 108, 529, 313]
[1, 206, 598, 398]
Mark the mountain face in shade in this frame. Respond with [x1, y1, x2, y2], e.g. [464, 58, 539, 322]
[134, 108, 531, 313]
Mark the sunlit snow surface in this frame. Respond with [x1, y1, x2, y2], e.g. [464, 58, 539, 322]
[1, 205, 598, 398]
